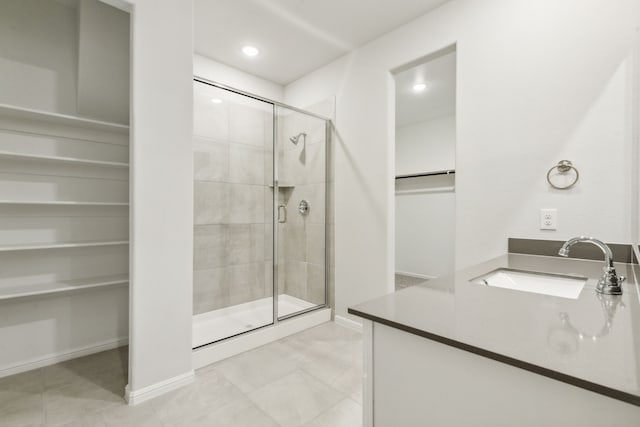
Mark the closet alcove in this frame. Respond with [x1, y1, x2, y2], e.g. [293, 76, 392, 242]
[0, 0, 131, 394]
[393, 46, 457, 289]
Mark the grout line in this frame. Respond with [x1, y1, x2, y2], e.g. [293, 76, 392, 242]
[304, 395, 362, 426]
[38, 368, 46, 427]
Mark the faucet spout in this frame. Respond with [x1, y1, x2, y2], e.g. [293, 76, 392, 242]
[559, 236, 614, 268]
[558, 236, 623, 295]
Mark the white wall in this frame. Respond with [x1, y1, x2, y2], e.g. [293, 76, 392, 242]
[633, 27, 640, 244]
[0, 288, 128, 375]
[194, 54, 284, 102]
[0, 0, 78, 114]
[285, 0, 640, 321]
[395, 115, 455, 176]
[123, 0, 195, 399]
[77, 0, 130, 124]
[395, 115, 455, 278]
[395, 189, 455, 278]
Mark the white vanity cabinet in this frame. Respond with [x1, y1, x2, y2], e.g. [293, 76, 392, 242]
[362, 320, 640, 427]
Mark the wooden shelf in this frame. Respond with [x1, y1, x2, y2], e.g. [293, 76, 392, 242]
[0, 200, 128, 206]
[0, 240, 128, 252]
[0, 151, 129, 168]
[0, 274, 128, 301]
[0, 103, 129, 134]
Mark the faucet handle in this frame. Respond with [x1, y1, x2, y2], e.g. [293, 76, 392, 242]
[597, 269, 624, 295]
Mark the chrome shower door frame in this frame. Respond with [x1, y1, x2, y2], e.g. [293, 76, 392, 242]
[193, 76, 330, 337]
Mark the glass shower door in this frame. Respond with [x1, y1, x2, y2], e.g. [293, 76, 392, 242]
[275, 105, 327, 320]
[192, 80, 275, 347]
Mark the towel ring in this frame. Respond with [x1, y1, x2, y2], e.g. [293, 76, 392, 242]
[547, 160, 579, 190]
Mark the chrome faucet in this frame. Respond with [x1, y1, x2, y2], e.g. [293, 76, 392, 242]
[558, 236, 624, 295]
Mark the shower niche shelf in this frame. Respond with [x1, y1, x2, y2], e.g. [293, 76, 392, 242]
[268, 183, 295, 189]
[0, 274, 129, 302]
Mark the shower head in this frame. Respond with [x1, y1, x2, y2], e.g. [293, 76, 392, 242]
[289, 132, 307, 145]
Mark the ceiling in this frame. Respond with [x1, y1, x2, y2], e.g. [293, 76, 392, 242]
[395, 50, 456, 127]
[194, 0, 450, 85]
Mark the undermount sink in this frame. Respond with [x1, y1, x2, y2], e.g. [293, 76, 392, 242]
[470, 268, 587, 299]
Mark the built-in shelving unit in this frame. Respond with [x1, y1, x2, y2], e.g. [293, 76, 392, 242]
[0, 102, 130, 300]
[0, 0, 132, 379]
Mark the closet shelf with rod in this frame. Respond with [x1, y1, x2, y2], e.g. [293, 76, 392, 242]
[395, 169, 455, 179]
[395, 169, 455, 195]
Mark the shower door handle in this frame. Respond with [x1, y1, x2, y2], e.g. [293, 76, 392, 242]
[278, 205, 287, 223]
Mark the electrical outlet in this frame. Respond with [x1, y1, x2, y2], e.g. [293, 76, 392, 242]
[540, 209, 557, 230]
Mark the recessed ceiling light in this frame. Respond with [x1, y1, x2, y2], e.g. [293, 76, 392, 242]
[412, 83, 427, 92]
[210, 98, 222, 104]
[242, 45, 260, 57]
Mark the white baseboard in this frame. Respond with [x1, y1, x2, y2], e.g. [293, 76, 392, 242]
[395, 271, 437, 280]
[335, 315, 363, 333]
[125, 370, 195, 406]
[193, 307, 331, 370]
[0, 337, 128, 379]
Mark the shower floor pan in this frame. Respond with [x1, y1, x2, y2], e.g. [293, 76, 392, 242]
[192, 294, 316, 348]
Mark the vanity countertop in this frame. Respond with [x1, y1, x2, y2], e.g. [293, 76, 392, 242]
[348, 253, 640, 406]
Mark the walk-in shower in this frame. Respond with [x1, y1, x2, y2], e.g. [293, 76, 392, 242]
[192, 78, 330, 353]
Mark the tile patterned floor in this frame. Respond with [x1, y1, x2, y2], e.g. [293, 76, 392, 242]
[0, 322, 363, 427]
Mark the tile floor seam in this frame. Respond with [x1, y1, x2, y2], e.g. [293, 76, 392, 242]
[297, 362, 351, 392]
[250, 398, 287, 427]
[34, 367, 45, 427]
[39, 381, 45, 427]
[244, 369, 340, 427]
[245, 367, 348, 403]
[194, 373, 254, 422]
[42, 387, 50, 427]
[302, 396, 351, 426]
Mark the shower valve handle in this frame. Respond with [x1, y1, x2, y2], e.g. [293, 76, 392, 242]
[278, 205, 287, 223]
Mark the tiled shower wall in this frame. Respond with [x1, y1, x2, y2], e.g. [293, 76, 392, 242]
[193, 87, 273, 315]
